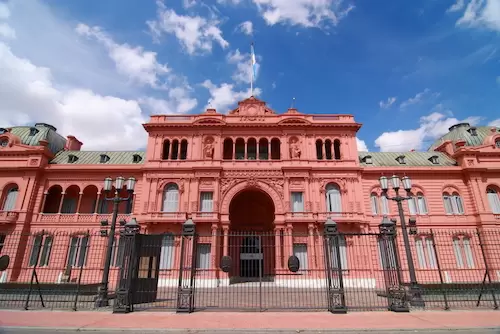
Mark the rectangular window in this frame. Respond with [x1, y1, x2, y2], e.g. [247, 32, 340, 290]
[196, 244, 211, 269]
[453, 237, 475, 269]
[291, 192, 304, 213]
[110, 237, 125, 267]
[417, 195, 428, 214]
[159, 234, 175, 270]
[443, 195, 453, 214]
[67, 235, 89, 267]
[380, 196, 389, 215]
[29, 234, 53, 267]
[370, 195, 379, 215]
[415, 236, 437, 269]
[293, 243, 308, 271]
[200, 192, 213, 212]
[408, 197, 417, 215]
[330, 236, 348, 270]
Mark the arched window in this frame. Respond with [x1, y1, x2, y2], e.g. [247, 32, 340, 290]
[370, 193, 379, 215]
[270, 138, 281, 160]
[162, 184, 179, 213]
[315, 140, 323, 160]
[162, 140, 170, 160]
[326, 183, 342, 214]
[258, 138, 268, 160]
[159, 233, 175, 269]
[417, 192, 428, 214]
[235, 138, 245, 160]
[180, 140, 188, 160]
[171, 139, 179, 160]
[487, 188, 500, 214]
[223, 138, 233, 160]
[408, 193, 418, 215]
[333, 139, 341, 160]
[443, 192, 464, 215]
[325, 139, 332, 160]
[247, 138, 257, 160]
[407, 192, 428, 215]
[2, 186, 19, 211]
[380, 195, 389, 215]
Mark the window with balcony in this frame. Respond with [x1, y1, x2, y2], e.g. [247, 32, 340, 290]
[66, 235, 89, 268]
[415, 235, 437, 269]
[452, 236, 474, 269]
[159, 233, 175, 270]
[29, 234, 53, 267]
[486, 187, 500, 214]
[443, 192, 464, 215]
[162, 184, 179, 213]
[325, 183, 342, 214]
[2, 186, 18, 211]
[291, 192, 304, 213]
[200, 192, 214, 212]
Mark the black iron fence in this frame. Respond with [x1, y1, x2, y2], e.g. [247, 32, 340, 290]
[0, 223, 499, 313]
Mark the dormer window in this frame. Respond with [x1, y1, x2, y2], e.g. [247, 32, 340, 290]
[362, 155, 372, 164]
[29, 127, 39, 136]
[100, 154, 110, 163]
[496, 139, 500, 148]
[132, 154, 142, 163]
[467, 127, 477, 136]
[68, 154, 78, 163]
[0, 128, 7, 134]
[0, 139, 8, 147]
[428, 155, 439, 165]
[396, 155, 406, 164]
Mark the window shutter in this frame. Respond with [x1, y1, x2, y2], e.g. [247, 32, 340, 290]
[408, 196, 417, 215]
[160, 234, 175, 269]
[417, 195, 428, 214]
[443, 195, 453, 214]
[370, 194, 379, 215]
[381, 196, 389, 215]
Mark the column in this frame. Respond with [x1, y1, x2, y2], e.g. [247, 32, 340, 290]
[268, 140, 271, 160]
[322, 142, 326, 160]
[93, 192, 101, 213]
[211, 224, 218, 270]
[285, 223, 293, 260]
[257, 139, 260, 160]
[244, 139, 248, 159]
[76, 192, 83, 213]
[275, 226, 283, 271]
[57, 192, 66, 214]
[308, 223, 316, 270]
[233, 138, 236, 160]
[39, 192, 48, 213]
[223, 225, 229, 256]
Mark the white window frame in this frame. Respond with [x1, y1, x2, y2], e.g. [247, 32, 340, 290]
[162, 184, 179, 213]
[330, 236, 348, 271]
[451, 193, 464, 215]
[487, 188, 500, 214]
[159, 233, 175, 270]
[452, 236, 475, 269]
[443, 193, 453, 214]
[200, 192, 214, 213]
[370, 193, 379, 215]
[293, 243, 308, 271]
[291, 192, 304, 213]
[196, 243, 211, 269]
[417, 193, 428, 214]
[380, 195, 390, 215]
[325, 184, 342, 214]
[2, 186, 19, 211]
[415, 235, 437, 269]
[67, 235, 89, 268]
[29, 234, 53, 267]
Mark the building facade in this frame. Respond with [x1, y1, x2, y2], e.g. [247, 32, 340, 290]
[1, 96, 500, 292]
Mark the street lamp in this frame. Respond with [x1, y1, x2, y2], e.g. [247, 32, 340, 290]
[95, 176, 136, 308]
[379, 174, 425, 307]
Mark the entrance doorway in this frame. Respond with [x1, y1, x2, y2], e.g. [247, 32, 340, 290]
[228, 189, 275, 283]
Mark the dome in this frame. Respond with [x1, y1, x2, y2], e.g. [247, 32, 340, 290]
[428, 123, 500, 151]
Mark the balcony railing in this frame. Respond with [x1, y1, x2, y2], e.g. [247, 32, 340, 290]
[192, 212, 219, 220]
[285, 212, 315, 220]
[0, 211, 19, 224]
[35, 213, 131, 224]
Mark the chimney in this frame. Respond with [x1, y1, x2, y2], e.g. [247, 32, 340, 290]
[65, 135, 83, 151]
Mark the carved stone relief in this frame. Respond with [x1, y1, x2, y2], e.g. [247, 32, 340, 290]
[289, 136, 301, 159]
[203, 136, 215, 160]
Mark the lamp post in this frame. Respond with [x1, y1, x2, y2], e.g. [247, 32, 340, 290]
[379, 175, 424, 307]
[95, 176, 136, 308]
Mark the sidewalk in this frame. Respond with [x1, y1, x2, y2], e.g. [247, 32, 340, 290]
[0, 310, 499, 332]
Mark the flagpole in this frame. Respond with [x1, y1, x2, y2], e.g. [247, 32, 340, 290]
[250, 42, 254, 97]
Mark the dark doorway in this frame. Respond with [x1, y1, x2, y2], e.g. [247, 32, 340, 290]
[240, 236, 263, 278]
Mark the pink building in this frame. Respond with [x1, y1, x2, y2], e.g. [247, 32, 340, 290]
[0, 97, 499, 310]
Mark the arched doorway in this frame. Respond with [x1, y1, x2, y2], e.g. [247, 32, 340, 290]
[228, 189, 275, 283]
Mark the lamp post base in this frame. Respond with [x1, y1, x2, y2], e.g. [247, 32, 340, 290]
[94, 285, 110, 308]
[408, 285, 425, 308]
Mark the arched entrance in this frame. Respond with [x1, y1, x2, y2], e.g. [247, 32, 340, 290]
[228, 189, 275, 283]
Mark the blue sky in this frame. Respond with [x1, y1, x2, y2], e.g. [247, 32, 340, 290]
[0, 0, 499, 152]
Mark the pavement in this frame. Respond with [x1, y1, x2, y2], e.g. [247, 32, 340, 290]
[0, 310, 500, 333]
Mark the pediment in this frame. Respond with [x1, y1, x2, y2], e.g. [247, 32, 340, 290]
[229, 96, 275, 117]
[193, 117, 226, 126]
[278, 118, 311, 125]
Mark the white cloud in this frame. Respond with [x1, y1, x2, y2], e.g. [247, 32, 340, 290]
[251, 0, 354, 28]
[374, 111, 482, 152]
[379, 97, 396, 109]
[147, 0, 229, 54]
[76, 23, 169, 88]
[356, 137, 368, 152]
[217, 0, 242, 4]
[183, 0, 197, 8]
[454, 0, 500, 32]
[227, 49, 261, 84]
[0, 23, 15, 39]
[201, 80, 261, 113]
[0, 2, 10, 19]
[488, 119, 500, 127]
[238, 21, 254, 35]
[399, 88, 439, 109]
[0, 42, 147, 150]
[139, 86, 198, 115]
[447, 0, 466, 12]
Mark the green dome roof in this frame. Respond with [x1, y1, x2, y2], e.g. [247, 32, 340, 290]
[428, 123, 500, 151]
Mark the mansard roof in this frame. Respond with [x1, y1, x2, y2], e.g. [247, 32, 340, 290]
[2, 123, 66, 154]
[50, 151, 145, 165]
[428, 123, 500, 151]
[359, 151, 456, 167]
